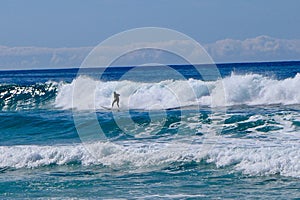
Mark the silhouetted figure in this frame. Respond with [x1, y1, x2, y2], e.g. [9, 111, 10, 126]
[112, 91, 120, 108]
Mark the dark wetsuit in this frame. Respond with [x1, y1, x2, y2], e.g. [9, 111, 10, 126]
[112, 92, 120, 108]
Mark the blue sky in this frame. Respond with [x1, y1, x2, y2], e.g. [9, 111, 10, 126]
[1, 0, 300, 47]
[0, 0, 300, 69]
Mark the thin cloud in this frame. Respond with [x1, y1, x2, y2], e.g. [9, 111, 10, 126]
[0, 46, 91, 70]
[205, 35, 300, 63]
[0, 35, 300, 70]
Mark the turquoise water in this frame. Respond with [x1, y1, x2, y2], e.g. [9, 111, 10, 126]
[0, 62, 300, 199]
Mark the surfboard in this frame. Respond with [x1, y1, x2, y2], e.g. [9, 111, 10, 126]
[101, 106, 120, 112]
[101, 106, 112, 110]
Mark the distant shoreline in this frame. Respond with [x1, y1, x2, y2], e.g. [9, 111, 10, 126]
[1, 60, 299, 72]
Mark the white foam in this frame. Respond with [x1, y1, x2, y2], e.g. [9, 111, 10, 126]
[208, 139, 300, 177]
[54, 73, 300, 110]
[219, 73, 300, 106]
[2, 132, 300, 177]
[55, 76, 210, 110]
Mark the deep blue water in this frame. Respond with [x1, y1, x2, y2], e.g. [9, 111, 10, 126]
[0, 61, 300, 199]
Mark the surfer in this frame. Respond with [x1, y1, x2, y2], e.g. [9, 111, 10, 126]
[112, 91, 120, 108]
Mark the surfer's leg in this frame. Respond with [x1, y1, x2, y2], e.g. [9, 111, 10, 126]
[112, 100, 116, 107]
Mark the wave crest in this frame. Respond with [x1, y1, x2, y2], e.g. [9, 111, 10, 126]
[0, 73, 299, 111]
[55, 73, 300, 110]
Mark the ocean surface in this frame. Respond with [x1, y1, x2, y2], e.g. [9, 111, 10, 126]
[0, 61, 300, 199]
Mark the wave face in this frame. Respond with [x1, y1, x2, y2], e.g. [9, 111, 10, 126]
[0, 82, 58, 110]
[55, 73, 300, 110]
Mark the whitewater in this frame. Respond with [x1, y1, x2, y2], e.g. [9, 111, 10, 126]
[0, 62, 300, 199]
[0, 72, 299, 111]
[56, 73, 300, 110]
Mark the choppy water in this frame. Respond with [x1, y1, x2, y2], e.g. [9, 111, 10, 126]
[0, 61, 300, 199]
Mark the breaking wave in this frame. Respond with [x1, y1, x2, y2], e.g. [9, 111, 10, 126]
[55, 73, 300, 110]
[0, 73, 299, 111]
[1, 136, 300, 177]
